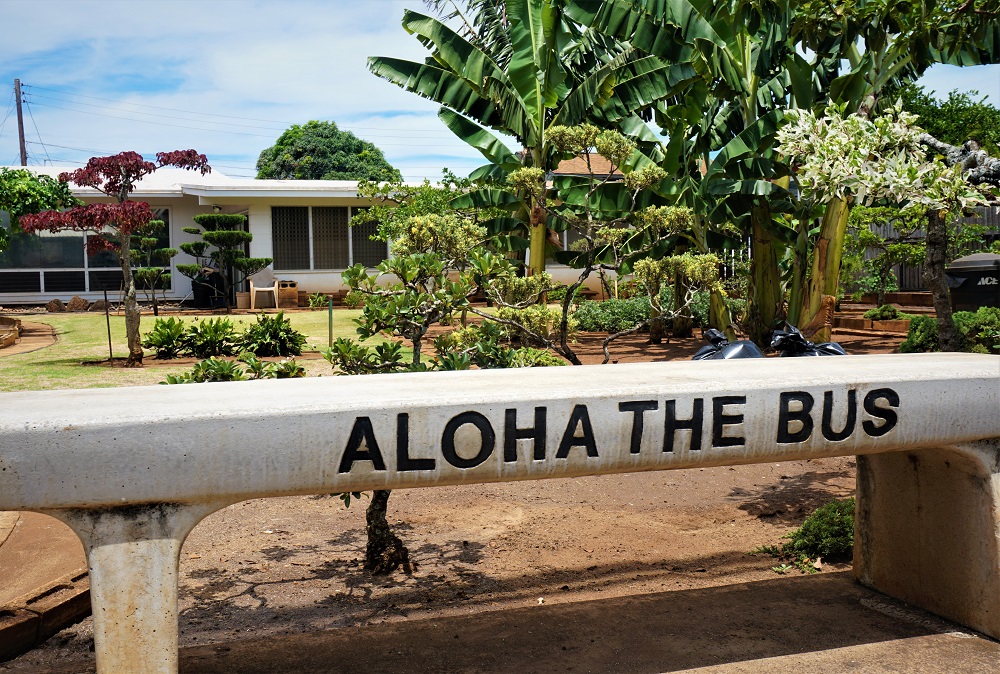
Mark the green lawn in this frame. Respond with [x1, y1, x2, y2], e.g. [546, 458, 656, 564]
[0, 309, 375, 392]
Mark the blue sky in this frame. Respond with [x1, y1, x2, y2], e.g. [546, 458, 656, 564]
[1, 0, 998, 181]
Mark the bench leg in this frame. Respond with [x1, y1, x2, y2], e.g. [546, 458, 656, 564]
[49, 502, 227, 674]
[855, 440, 1000, 638]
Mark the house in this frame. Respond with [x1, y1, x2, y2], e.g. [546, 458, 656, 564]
[0, 167, 596, 305]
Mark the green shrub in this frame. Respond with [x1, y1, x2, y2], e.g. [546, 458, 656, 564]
[783, 498, 855, 561]
[755, 497, 855, 573]
[900, 308, 1000, 353]
[899, 314, 939, 352]
[956, 307, 1000, 352]
[182, 318, 240, 358]
[496, 304, 575, 345]
[863, 304, 901, 320]
[141, 318, 187, 359]
[573, 295, 651, 333]
[307, 292, 329, 309]
[238, 311, 306, 357]
[164, 357, 246, 383]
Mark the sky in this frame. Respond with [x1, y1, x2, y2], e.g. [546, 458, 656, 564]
[1, 0, 999, 181]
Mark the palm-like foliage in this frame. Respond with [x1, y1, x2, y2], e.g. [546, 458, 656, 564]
[370, 0, 704, 274]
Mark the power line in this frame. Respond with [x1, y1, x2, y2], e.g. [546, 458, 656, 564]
[23, 84, 459, 136]
[23, 98, 52, 165]
[0, 88, 15, 142]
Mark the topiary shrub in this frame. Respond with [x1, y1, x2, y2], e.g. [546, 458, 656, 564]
[238, 311, 306, 357]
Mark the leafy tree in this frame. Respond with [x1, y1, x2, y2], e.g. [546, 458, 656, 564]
[0, 168, 80, 253]
[20, 151, 210, 366]
[255, 120, 401, 182]
[778, 105, 986, 351]
[899, 84, 1000, 155]
[176, 213, 271, 313]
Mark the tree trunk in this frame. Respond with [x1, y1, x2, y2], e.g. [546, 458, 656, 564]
[708, 289, 735, 340]
[648, 299, 664, 344]
[923, 209, 962, 352]
[802, 197, 849, 342]
[671, 274, 693, 338]
[747, 201, 782, 346]
[528, 201, 548, 278]
[364, 489, 410, 574]
[119, 249, 143, 367]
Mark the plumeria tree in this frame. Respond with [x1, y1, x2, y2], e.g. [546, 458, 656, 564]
[777, 106, 986, 349]
[20, 151, 210, 365]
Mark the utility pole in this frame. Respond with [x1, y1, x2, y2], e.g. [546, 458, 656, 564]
[14, 79, 27, 166]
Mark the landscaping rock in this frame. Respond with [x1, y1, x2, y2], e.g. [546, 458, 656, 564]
[88, 300, 109, 313]
[66, 296, 90, 312]
[46, 299, 66, 313]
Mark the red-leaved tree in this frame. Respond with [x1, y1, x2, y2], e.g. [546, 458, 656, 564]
[20, 151, 211, 366]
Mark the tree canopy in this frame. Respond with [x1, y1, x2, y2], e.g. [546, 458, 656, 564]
[0, 168, 80, 253]
[900, 84, 1000, 155]
[255, 120, 402, 181]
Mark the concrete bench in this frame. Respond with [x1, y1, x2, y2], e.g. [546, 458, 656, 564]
[1, 353, 998, 673]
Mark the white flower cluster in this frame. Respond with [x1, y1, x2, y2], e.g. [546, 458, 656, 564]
[776, 106, 985, 211]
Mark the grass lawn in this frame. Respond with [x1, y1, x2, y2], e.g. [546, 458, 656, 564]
[0, 309, 380, 392]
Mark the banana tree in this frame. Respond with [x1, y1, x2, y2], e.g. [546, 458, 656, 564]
[369, 0, 706, 275]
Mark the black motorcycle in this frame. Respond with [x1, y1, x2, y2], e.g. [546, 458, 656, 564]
[692, 328, 765, 360]
[769, 324, 847, 356]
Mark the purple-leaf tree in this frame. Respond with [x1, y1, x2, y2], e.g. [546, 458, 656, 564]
[20, 151, 211, 366]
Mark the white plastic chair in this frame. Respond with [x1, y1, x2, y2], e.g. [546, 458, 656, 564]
[249, 268, 279, 310]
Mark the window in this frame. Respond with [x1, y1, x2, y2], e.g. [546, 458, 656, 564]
[271, 206, 387, 271]
[0, 207, 170, 294]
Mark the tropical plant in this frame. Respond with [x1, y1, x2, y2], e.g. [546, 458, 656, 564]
[238, 311, 307, 357]
[163, 354, 305, 384]
[176, 213, 271, 313]
[370, 0, 702, 275]
[181, 317, 240, 359]
[19, 151, 210, 365]
[255, 120, 401, 181]
[141, 317, 187, 359]
[307, 292, 329, 309]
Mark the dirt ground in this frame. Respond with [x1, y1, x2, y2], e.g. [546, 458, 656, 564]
[9, 328, 982, 673]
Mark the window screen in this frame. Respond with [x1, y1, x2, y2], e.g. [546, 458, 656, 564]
[272, 207, 310, 270]
[350, 213, 387, 268]
[312, 207, 349, 269]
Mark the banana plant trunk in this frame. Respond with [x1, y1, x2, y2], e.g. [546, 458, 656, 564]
[709, 290, 735, 340]
[748, 201, 782, 346]
[802, 197, 849, 342]
[923, 209, 962, 352]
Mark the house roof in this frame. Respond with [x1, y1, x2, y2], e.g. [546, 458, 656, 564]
[3, 166, 426, 202]
[551, 154, 621, 178]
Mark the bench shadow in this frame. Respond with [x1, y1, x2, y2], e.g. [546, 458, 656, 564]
[729, 465, 855, 524]
[173, 571, 982, 673]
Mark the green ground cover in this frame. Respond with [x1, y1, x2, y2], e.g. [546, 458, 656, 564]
[0, 310, 379, 392]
